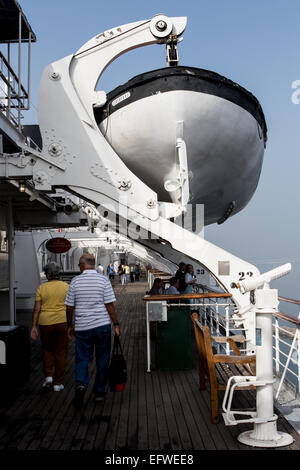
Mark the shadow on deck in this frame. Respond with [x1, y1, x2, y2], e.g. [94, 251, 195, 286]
[0, 281, 299, 451]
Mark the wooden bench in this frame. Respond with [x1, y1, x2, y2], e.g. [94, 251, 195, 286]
[192, 313, 256, 423]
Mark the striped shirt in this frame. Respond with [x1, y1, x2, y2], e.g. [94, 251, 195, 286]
[65, 270, 116, 331]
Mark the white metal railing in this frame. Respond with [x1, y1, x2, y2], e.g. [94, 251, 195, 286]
[144, 277, 300, 398]
[144, 291, 236, 372]
[194, 298, 250, 355]
[196, 295, 300, 398]
[24, 135, 41, 152]
[0, 51, 28, 129]
[273, 309, 300, 399]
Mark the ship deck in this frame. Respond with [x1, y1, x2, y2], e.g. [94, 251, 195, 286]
[0, 281, 299, 452]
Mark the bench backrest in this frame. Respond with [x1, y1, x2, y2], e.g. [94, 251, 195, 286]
[192, 313, 218, 388]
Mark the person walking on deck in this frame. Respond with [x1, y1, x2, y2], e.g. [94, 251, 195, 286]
[65, 253, 120, 407]
[124, 264, 130, 283]
[119, 264, 127, 286]
[134, 264, 140, 281]
[130, 265, 135, 283]
[96, 263, 104, 274]
[107, 263, 115, 282]
[30, 262, 69, 392]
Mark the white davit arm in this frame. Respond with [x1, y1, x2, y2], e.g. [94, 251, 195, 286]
[36, 15, 187, 222]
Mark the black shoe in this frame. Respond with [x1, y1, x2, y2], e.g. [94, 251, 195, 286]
[94, 392, 106, 402]
[73, 385, 86, 408]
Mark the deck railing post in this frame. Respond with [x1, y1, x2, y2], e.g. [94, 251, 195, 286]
[146, 303, 151, 373]
[18, 10, 22, 131]
[216, 304, 220, 353]
[297, 320, 300, 396]
[275, 327, 298, 401]
[225, 305, 230, 356]
[7, 197, 15, 326]
[274, 317, 280, 376]
[209, 304, 213, 334]
[7, 44, 11, 120]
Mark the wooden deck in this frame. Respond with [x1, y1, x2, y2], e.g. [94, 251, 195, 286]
[0, 281, 299, 451]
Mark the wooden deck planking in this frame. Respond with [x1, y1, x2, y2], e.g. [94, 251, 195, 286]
[178, 370, 218, 450]
[168, 369, 205, 450]
[157, 366, 182, 450]
[123, 310, 139, 450]
[136, 304, 149, 451]
[0, 281, 299, 451]
[165, 370, 194, 449]
[186, 369, 230, 450]
[150, 368, 170, 450]
[116, 289, 142, 450]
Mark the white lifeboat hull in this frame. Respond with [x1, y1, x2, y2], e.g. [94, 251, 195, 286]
[95, 67, 267, 225]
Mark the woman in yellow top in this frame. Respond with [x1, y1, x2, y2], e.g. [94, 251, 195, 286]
[30, 262, 69, 392]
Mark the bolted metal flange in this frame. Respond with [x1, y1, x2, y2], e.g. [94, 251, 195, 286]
[48, 143, 63, 157]
[146, 199, 156, 209]
[49, 71, 61, 81]
[34, 171, 48, 185]
[118, 179, 132, 191]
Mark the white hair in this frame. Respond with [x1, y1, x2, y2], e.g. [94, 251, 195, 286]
[44, 262, 60, 278]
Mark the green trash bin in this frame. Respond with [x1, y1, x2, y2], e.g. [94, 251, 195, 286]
[156, 305, 193, 370]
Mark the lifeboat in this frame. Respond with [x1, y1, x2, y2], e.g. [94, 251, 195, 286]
[95, 66, 267, 226]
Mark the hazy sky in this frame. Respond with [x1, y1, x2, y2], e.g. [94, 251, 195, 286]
[14, 0, 300, 312]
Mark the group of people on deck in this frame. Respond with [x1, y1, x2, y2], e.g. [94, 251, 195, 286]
[148, 262, 196, 296]
[29, 258, 192, 409]
[30, 254, 120, 408]
[99, 262, 141, 285]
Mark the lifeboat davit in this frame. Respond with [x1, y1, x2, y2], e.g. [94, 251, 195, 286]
[95, 66, 267, 226]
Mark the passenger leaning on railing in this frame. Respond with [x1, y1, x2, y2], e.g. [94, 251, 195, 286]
[165, 277, 180, 295]
[184, 264, 196, 294]
[175, 262, 187, 293]
[183, 264, 197, 306]
[147, 278, 165, 295]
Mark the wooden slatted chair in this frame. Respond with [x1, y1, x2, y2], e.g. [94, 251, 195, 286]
[192, 312, 256, 423]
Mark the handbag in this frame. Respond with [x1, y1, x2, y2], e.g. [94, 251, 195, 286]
[109, 334, 127, 392]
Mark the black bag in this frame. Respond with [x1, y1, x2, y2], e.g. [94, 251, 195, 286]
[109, 335, 127, 392]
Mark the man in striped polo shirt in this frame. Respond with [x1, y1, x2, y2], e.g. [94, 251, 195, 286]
[65, 253, 120, 407]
